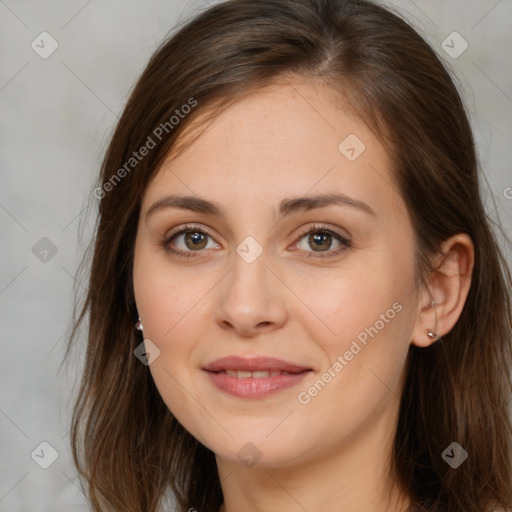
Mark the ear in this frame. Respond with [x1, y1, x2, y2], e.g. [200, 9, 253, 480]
[411, 233, 474, 348]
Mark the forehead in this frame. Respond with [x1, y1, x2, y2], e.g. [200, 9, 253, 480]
[142, 79, 399, 217]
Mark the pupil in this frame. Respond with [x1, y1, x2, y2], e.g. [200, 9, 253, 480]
[186, 231, 207, 250]
[309, 232, 331, 251]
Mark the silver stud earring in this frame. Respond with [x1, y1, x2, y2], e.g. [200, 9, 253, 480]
[135, 318, 143, 331]
[425, 328, 437, 340]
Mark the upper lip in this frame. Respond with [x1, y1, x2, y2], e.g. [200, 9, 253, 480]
[202, 356, 312, 373]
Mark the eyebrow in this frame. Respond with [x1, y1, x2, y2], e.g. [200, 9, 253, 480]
[145, 192, 376, 222]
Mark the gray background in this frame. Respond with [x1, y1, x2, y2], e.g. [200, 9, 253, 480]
[1, 0, 511, 510]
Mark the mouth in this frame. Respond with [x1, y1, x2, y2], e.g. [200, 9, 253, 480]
[202, 355, 312, 374]
[214, 369, 303, 378]
[202, 356, 313, 398]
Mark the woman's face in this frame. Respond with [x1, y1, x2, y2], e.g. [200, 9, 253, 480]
[133, 78, 422, 468]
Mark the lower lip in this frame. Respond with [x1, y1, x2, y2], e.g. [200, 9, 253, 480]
[204, 370, 311, 399]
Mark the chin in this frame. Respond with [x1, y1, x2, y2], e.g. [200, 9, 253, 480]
[201, 426, 312, 468]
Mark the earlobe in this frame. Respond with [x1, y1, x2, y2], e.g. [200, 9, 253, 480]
[411, 296, 440, 348]
[411, 234, 474, 348]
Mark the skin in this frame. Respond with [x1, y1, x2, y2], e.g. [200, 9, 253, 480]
[133, 77, 474, 512]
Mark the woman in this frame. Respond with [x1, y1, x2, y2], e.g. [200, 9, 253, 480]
[65, 0, 512, 511]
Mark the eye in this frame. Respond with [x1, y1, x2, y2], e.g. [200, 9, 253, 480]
[162, 223, 351, 260]
[163, 224, 220, 258]
[294, 224, 351, 258]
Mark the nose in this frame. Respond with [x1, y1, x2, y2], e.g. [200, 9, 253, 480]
[213, 252, 288, 338]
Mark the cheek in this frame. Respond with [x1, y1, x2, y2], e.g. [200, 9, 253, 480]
[137, 279, 209, 440]
[299, 258, 414, 356]
[138, 281, 203, 341]
[133, 244, 211, 342]
[293, 266, 416, 430]
[294, 299, 414, 449]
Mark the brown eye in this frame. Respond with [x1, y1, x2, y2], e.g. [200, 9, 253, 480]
[164, 224, 221, 258]
[183, 231, 208, 250]
[294, 225, 351, 258]
[307, 232, 333, 251]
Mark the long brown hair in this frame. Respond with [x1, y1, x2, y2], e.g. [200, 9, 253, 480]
[65, 0, 512, 510]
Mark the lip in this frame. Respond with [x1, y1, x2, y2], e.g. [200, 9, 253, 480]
[202, 356, 312, 373]
[202, 356, 312, 399]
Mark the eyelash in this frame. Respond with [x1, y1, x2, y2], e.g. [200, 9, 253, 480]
[162, 223, 351, 259]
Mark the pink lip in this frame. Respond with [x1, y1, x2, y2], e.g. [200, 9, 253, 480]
[202, 356, 312, 399]
[204, 371, 310, 398]
[202, 356, 311, 373]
